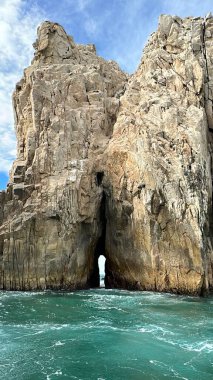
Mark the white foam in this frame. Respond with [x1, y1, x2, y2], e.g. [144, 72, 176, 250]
[54, 341, 65, 346]
[181, 341, 213, 353]
[139, 324, 174, 336]
[47, 369, 62, 379]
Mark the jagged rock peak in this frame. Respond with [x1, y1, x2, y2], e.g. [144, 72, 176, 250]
[32, 21, 80, 65]
[32, 21, 118, 69]
[0, 17, 213, 294]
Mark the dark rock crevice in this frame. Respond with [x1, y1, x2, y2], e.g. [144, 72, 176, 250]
[87, 191, 108, 288]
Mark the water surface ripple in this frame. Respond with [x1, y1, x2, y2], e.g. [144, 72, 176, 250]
[0, 289, 212, 379]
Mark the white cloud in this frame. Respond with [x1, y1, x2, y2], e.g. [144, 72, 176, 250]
[84, 18, 98, 36]
[0, 0, 45, 175]
[78, 0, 92, 12]
[0, 157, 14, 174]
[161, 0, 213, 17]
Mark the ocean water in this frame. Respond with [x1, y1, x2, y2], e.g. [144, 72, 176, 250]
[0, 289, 212, 380]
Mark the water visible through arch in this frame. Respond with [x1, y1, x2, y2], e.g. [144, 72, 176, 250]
[98, 255, 106, 288]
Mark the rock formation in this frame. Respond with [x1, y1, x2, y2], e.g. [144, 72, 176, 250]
[0, 16, 213, 294]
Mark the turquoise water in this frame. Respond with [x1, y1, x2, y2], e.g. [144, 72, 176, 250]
[0, 289, 212, 380]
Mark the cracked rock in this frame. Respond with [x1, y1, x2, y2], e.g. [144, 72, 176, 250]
[0, 17, 213, 294]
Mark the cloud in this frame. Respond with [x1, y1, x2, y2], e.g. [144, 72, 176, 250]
[161, 0, 213, 17]
[84, 17, 99, 36]
[78, 0, 92, 12]
[0, 0, 45, 176]
[63, 0, 92, 12]
[84, 0, 159, 73]
[55, 0, 99, 38]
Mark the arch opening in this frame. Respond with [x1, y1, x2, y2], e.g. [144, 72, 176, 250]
[88, 191, 108, 288]
[98, 255, 106, 287]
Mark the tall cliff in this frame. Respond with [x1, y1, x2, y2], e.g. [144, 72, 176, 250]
[0, 16, 213, 294]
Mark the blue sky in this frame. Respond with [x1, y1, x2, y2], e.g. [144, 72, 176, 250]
[0, 0, 213, 190]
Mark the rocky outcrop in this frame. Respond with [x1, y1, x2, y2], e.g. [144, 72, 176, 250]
[0, 17, 213, 294]
[0, 22, 127, 290]
[103, 15, 213, 294]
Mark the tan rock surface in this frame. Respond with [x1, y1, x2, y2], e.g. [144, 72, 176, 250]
[104, 15, 213, 294]
[0, 21, 127, 290]
[0, 17, 213, 294]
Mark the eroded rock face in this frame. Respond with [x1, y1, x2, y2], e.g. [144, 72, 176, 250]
[104, 15, 213, 294]
[0, 17, 213, 294]
[0, 22, 127, 290]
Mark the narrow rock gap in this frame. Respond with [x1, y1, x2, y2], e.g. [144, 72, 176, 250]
[88, 191, 108, 288]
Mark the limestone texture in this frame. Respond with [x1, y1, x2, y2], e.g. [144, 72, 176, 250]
[0, 17, 213, 294]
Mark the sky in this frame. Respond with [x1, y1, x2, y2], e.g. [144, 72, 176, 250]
[0, 0, 213, 190]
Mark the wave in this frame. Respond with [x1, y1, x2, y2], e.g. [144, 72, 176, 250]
[139, 324, 175, 335]
[181, 341, 213, 353]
